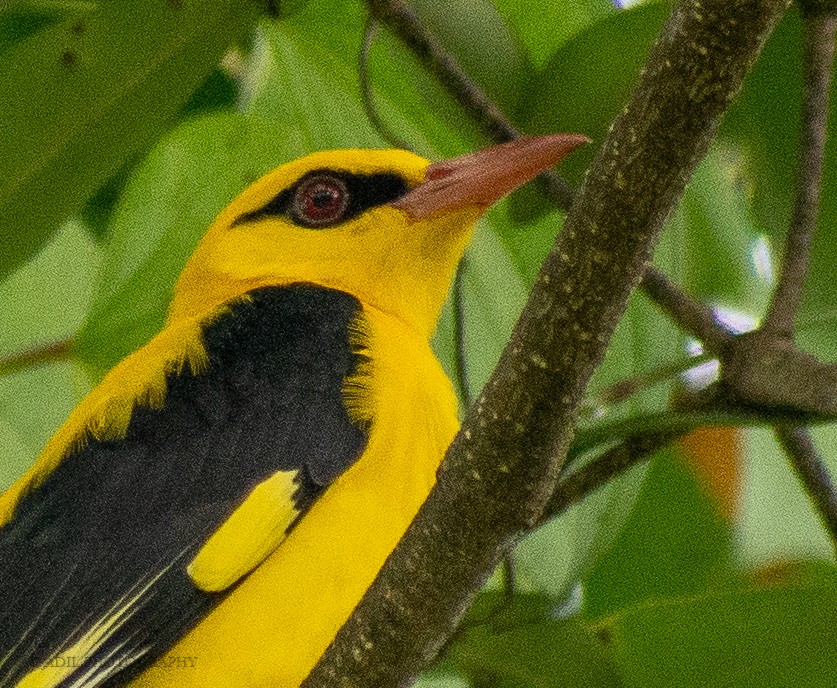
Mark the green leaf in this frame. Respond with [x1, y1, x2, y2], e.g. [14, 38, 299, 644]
[0, 414, 34, 492]
[606, 583, 837, 687]
[364, 21, 482, 157]
[662, 145, 771, 313]
[515, 462, 647, 600]
[523, 3, 668, 186]
[0, 220, 97, 356]
[415, 663, 471, 688]
[0, 220, 98, 487]
[507, 1, 667, 225]
[460, 210, 529, 395]
[82, 66, 244, 243]
[405, 0, 528, 117]
[451, 593, 621, 687]
[182, 67, 240, 117]
[0, 2, 70, 56]
[532, 298, 685, 601]
[0, 0, 259, 280]
[486, 198, 565, 287]
[494, 0, 617, 69]
[583, 452, 736, 618]
[75, 113, 298, 372]
[719, 10, 800, 242]
[247, 8, 384, 149]
[0, 362, 92, 491]
[248, 0, 486, 157]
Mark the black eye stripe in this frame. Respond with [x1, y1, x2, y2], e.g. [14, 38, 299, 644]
[232, 170, 410, 229]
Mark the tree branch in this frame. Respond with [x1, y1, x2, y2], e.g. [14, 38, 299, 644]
[762, 7, 837, 336]
[640, 265, 735, 355]
[580, 352, 715, 414]
[543, 432, 678, 523]
[767, 6, 837, 552]
[0, 339, 72, 377]
[776, 425, 837, 552]
[304, 2, 790, 685]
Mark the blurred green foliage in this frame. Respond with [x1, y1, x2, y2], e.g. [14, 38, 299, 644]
[1, 0, 836, 685]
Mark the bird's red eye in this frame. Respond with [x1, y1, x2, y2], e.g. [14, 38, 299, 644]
[292, 174, 349, 227]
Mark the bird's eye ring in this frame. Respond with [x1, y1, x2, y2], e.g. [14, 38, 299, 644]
[291, 174, 349, 228]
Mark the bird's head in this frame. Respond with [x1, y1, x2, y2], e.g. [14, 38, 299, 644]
[169, 134, 587, 337]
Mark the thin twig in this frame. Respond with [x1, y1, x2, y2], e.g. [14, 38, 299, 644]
[763, 9, 837, 336]
[0, 340, 72, 377]
[366, 0, 518, 142]
[767, 8, 837, 553]
[359, 16, 413, 150]
[364, 0, 576, 211]
[543, 432, 679, 523]
[640, 265, 736, 356]
[775, 425, 837, 553]
[452, 260, 471, 408]
[579, 351, 715, 417]
[547, 409, 836, 526]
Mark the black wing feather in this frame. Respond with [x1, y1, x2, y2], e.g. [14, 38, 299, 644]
[0, 285, 369, 687]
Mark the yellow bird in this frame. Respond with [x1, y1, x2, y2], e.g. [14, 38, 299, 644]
[0, 134, 585, 687]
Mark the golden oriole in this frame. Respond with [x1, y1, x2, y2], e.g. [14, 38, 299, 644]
[0, 133, 585, 688]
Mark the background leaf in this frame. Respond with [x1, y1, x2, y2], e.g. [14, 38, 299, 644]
[0, 220, 97, 489]
[0, 0, 259, 279]
[451, 593, 622, 688]
[607, 582, 837, 687]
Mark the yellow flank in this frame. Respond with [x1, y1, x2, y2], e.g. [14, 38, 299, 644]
[0, 318, 209, 528]
[187, 470, 301, 593]
[129, 304, 461, 688]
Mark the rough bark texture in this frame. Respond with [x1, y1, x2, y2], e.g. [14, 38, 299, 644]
[303, 1, 791, 686]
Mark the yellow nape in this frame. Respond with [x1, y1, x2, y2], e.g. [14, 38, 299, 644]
[187, 470, 300, 593]
[167, 148, 480, 338]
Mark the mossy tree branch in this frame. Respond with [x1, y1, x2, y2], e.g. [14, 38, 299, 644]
[303, 1, 790, 686]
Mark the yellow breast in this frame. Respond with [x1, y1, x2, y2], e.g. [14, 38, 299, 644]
[129, 304, 459, 688]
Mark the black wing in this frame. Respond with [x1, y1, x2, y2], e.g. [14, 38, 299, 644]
[0, 284, 369, 687]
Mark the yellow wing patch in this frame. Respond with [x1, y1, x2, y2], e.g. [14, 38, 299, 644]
[0, 318, 209, 528]
[187, 470, 300, 593]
